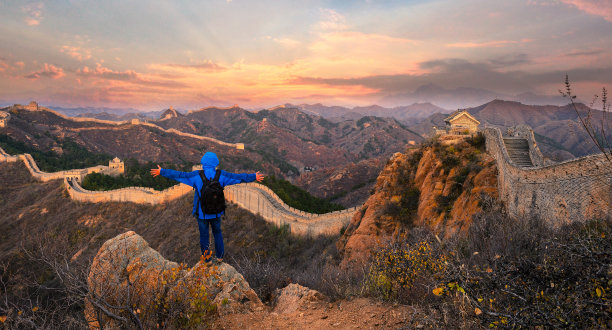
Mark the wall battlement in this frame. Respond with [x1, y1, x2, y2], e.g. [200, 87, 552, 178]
[484, 126, 611, 225]
[1, 147, 356, 236]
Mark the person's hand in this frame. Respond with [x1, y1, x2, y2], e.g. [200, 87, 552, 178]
[255, 171, 264, 182]
[150, 165, 161, 177]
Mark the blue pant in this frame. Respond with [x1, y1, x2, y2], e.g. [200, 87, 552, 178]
[196, 216, 224, 259]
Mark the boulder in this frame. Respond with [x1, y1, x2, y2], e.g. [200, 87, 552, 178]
[272, 283, 325, 314]
[84, 231, 262, 328]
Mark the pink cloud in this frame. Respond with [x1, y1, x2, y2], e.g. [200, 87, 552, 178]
[77, 63, 138, 81]
[22, 2, 44, 26]
[60, 45, 92, 61]
[77, 63, 187, 88]
[447, 40, 519, 48]
[560, 0, 612, 21]
[24, 63, 65, 79]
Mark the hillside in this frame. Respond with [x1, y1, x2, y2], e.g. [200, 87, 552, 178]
[1, 105, 277, 176]
[338, 136, 498, 268]
[155, 105, 422, 164]
[0, 161, 344, 326]
[2, 103, 422, 206]
[2, 138, 608, 328]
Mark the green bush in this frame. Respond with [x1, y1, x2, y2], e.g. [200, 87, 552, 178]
[0, 134, 112, 172]
[82, 160, 181, 191]
[261, 175, 344, 214]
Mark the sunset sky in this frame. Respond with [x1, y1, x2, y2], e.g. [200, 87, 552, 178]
[0, 0, 611, 110]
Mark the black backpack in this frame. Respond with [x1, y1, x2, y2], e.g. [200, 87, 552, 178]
[198, 169, 226, 214]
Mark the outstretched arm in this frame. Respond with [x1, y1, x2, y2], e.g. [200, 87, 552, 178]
[150, 165, 199, 187]
[219, 170, 264, 186]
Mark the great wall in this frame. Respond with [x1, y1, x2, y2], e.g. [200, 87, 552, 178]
[1, 103, 610, 236]
[1, 102, 244, 149]
[484, 125, 611, 225]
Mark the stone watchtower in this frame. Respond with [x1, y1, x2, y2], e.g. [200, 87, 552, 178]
[444, 110, 480, 134]
[109, 157, 125, 175]
[0, 111, 9, 128]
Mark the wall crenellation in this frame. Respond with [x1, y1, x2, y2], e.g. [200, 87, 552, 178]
[1, 146, 356, 236]
[485, 126, 611, 225]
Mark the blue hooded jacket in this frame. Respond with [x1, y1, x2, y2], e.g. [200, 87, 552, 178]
[159, 152, 256, 219]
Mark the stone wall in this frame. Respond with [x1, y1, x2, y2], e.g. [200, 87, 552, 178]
[224, 183, 358, 236]
[485, 127, 611, 225]
[1, 146, 357, 236]
[7, 103, 244, 149]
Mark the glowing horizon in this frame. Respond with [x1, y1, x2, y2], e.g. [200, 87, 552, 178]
[1, 0, 611, 111]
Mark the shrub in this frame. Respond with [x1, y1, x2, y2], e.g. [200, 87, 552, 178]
[366, 235, 447, 302]
[435, 198, 611, 328]
[262, 176, 344, 214]
[155, 256, 217, 328]
[466, 132, 485, 150]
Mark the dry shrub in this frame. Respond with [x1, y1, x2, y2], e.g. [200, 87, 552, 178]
[365, 229, 447, 304]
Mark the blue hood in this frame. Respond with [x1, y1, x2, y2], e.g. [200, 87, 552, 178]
[200, 152, 219, 168]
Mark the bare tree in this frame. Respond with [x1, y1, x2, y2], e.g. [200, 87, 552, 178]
[560, 75, 611, 161]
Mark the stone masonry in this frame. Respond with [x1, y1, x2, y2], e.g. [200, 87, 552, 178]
[485, 125, 611, 225]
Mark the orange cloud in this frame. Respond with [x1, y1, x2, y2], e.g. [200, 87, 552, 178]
[560, 0, 612, 21]
[24, 63, 64, 79]
[153, 60, 227, 73]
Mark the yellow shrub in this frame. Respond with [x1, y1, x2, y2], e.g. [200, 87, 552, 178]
[367, 241, 447, 300]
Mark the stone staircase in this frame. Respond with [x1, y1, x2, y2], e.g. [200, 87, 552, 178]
[503, 137, 533, 167]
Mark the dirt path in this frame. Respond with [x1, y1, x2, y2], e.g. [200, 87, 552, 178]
[212, 298, 433, 329]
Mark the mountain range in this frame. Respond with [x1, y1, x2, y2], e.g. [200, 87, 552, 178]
[379, 83, 569, 109]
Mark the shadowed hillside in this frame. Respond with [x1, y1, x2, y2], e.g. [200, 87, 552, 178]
[0, 161, 340, 326]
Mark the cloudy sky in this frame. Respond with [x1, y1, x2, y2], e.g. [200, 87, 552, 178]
[0, 0, 611, 110]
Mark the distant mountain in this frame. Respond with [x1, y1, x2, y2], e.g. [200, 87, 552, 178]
[295, 102, 447, 120]
[159, 107, 183, 120]
[47, 105, 182, 121]
[156, 105, 422, 169]
[379, 83, 567, 109]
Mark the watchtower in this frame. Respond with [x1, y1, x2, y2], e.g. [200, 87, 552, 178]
[109, 157, 125, 174]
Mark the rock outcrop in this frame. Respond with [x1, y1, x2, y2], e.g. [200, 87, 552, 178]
[338, 140, 498, 269]
[272, 283, 325, 314]
[84, 231, 262, 329]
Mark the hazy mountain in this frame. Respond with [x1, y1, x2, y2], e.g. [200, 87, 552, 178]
[48, 105, 160, 117]
[295, 102, 447, 120]
[379, 84, 568, 109]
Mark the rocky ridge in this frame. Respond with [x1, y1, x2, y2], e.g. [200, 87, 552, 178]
[338, 138, 498, 268]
